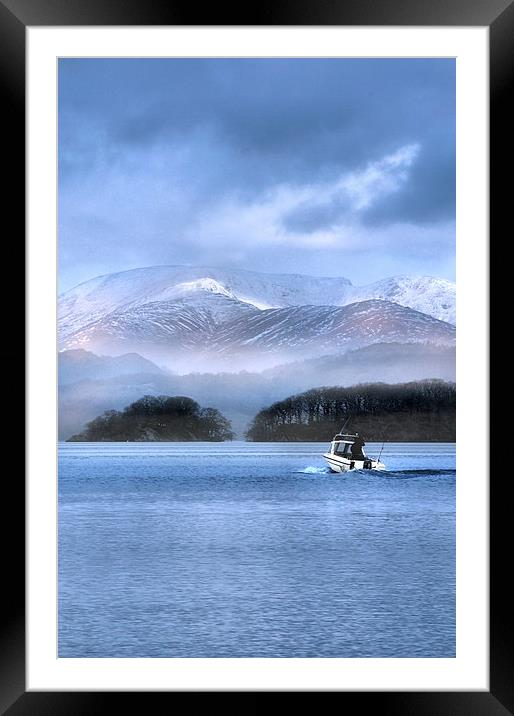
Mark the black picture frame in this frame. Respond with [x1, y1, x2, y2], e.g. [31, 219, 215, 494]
[2, 0, 509, 710]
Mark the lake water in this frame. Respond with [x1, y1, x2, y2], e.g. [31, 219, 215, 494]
[58, 442, 455, 658]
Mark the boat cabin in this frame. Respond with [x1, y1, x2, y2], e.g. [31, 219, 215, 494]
[330, 433, 367, 460]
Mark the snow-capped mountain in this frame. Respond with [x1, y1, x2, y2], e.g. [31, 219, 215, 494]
[58, 265, 353, 341]
[58, 265, 456, 370]
[59, 265, 455, 336]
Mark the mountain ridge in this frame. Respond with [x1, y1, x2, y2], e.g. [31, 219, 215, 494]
[58, 265, 456, 371]
[59, 264, 455, 323]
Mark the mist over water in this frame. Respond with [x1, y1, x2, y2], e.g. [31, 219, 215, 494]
[58, 342, 456, 439]
[59, 442, 455, 658]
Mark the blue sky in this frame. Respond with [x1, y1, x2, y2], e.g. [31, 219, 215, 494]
[58, 58, 455, 292]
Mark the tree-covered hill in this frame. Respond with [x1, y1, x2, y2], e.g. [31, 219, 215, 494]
[246, 380, 455, 442]
[67, 395, 234, 442]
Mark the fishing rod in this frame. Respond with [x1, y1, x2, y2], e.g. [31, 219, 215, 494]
[339, 416, 351, 434]
[377, 427, 388, 462]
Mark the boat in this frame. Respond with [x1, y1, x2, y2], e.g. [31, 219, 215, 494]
[323, 427, 386, 473]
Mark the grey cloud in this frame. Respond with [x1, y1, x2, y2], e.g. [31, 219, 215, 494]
[58, 57, 455, 290]
[362, 151, 455, 226]
[281, 197, 353, 234]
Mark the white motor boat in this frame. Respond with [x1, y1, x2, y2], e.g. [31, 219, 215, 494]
[323, 430, 386, 473]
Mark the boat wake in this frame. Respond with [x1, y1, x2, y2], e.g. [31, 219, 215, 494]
[379, 468, 456, 478]
[296, 466, 455, 477]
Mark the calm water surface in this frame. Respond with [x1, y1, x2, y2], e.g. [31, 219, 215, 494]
[58, 442, 455, 657]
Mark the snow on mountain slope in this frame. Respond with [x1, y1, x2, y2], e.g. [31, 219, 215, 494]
[58, 266, 456, 370]
[350, 276, 455, 324]
[211, 300, 455, 359]
[60, 293, 260, 354]
[58, 265, 353, 340]
[61, 296, 455, 372]
[59, 266, 455, 342]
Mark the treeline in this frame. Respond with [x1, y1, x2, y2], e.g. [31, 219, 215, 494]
[245, 380, 456, 442]
[67, 395, 234, 442]
[67, 381, 456, 442]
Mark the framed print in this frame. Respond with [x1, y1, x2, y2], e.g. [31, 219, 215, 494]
[2, 0, 510, 710]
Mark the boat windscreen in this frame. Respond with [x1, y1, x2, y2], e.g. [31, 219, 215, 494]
[334, 442, 352, 455]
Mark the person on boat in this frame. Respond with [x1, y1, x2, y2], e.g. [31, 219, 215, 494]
[351, 435, 366, 460]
